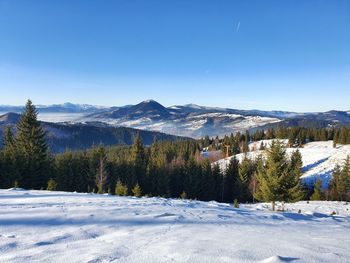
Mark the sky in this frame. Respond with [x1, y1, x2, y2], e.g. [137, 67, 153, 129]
[0, 0, 349, 112]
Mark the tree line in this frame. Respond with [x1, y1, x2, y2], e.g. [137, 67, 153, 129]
[200, 126, 350, 158]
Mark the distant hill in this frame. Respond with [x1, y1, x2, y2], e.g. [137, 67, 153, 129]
[1, 101, 350, 138]
[0, 113, 188, 153]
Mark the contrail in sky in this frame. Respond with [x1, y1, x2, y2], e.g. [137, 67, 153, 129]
[236, 21, 241, 32]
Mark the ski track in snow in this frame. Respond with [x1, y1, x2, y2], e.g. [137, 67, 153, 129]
[0, 189, 350, 262]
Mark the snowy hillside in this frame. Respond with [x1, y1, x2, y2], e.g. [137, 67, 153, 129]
[215, 140, 350, 187]
[1, 189, 350, 262]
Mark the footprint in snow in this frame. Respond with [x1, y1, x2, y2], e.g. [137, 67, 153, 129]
[259, 255, 299, 263]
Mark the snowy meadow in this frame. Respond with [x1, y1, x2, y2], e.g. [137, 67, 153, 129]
[1, 189, 350, 263]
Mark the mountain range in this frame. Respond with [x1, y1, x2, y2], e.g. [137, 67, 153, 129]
[1, 100, 350, 140]
[0, 112, 186, 153]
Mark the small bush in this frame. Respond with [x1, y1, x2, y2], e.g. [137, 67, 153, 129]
[47, 178, 57, 191]
[180, 191, 187, 200]
[115, 180, 128, 196]
[234, 199, 239, 208]
[132, 183, 142, 197]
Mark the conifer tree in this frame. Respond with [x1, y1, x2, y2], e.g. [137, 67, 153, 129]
[339, 156, 350, 201]
[1, 127, 19, 188]
[239, 157, 254, 202]
[115, 180, 128, 196]
[329, 164, 342, 200]
[130, 134, 147, 191]
[132, 183, 142, 197]
[16, 100, 50, 189]
[223, 156, 240, 203]
[310, 179, 323, 201]
[254, 140, 303, 210]
[200, 159, 216, 201]
[47, 178, 57, 191]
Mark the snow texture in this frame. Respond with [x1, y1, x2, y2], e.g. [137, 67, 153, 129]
[1, 189, 350, 262]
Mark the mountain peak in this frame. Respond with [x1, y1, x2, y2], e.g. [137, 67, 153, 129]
[142, 99, 157, 103]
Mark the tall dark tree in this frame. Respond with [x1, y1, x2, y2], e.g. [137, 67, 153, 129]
[239, 156, 255, 202]
[255, 140, 303, 210]
[130, 134, 147, 193]
[223, 156, 241, 203]
[16, 100, 50, 189]
[200, 159, 216, 201]
[1, 127, 19, 187]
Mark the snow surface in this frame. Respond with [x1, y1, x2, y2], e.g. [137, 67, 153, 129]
[215, 140, 350, 187]
[1, 189, 350, 262]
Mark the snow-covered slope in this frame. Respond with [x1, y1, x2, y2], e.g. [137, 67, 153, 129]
[0, 189, 349, 262]
[215, 140, 350, 187]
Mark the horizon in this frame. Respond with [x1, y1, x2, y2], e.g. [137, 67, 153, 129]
[1, 0, 350, 111]
[0, 99, 349, 114]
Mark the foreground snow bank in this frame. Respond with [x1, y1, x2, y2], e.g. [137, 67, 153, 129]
[1, 190, 350, 262]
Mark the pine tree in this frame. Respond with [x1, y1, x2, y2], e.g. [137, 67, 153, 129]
[211, 163, 222, 202]
[1, 127, 19, 188]
[329, 164, 342, 200]
[130, 134, 147, 192]
[132, 183, 142, 197]
[224, 156, 241, 203]
[115, 180, 128, 196]
[16, 100, 50, 189]
[239, 157, 254, 202]
[339, 156, 350, 201]
[310, 179, 323, 201]
[254, 140, 303, 211]
[287, 150, 305, 201]
[200, 159, 216, 201]
[290, 149, 303, 178]
[47, 178, 57, 191]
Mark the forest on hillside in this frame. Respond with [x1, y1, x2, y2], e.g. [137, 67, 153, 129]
[1, 101, 350, 205]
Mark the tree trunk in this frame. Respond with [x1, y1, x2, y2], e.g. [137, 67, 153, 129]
[272, 201, 275, 211]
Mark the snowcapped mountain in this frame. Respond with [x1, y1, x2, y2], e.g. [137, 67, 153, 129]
[1, 100, 350, 139]
[91, 100, 171, 120]
[82, 100, 283, 138]
[0, 103, 106, 114]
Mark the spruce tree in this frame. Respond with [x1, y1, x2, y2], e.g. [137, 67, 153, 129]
[329, 164, 342, 200]
[132, 183, 142, 197]
[130, 134, 147, 192]
[115, 180, 128, 196]
[200, 159, 216, 201]
[224, 156, 241, 203]
[254, 140, 303, 211]
[47, 178, 57, 191]
[239, 157, 254, 202]
[1, 127, 19, 188]
[310, 179, 323, 201]
[16, 100, 50, 189]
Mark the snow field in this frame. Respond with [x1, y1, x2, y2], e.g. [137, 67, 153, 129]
[1, 189, 350, 262]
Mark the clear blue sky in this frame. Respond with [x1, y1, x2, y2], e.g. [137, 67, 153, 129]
[0, 0, 349, 111]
